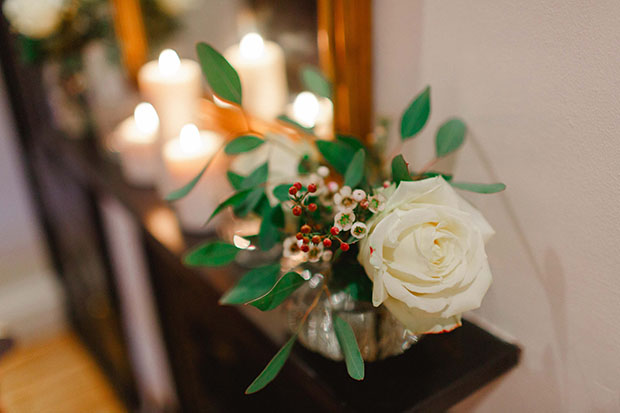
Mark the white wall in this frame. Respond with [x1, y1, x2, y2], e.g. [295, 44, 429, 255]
[0, 77, 66, 341]
[374, 1, 620, 411]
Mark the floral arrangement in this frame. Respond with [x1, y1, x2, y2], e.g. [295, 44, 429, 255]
[167, 42, 506, 394]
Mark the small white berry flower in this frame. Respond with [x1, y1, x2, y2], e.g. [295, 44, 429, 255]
[322, 250, 333, 262]
[307, 243, 324, 263]
[283, 236, 302, 258]
[334, 186, 358, 210]
[327, 181, 339, 193]
[351, 222, 368, 239]
[352, 189, 366, 202]
[334, 210, 356, 231]
[317, 166, 330, 177]
[368, 194, 386, 213]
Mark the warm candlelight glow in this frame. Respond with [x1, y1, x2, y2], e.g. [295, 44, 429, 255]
[179, 124, 202, 153]
[212, 94, 234, 108]
[293, 92, 320, 128]
[233, 234, 256, 250]
[239, 33, 265, 60]
[158, 49, 181, 76]
[134, 102, 159, 135]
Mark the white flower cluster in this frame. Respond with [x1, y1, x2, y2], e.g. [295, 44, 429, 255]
[283, 236, 332, 263]
[332, 185, 386, 240]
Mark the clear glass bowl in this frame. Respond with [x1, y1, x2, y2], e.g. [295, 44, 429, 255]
[285, 262, 420, 361]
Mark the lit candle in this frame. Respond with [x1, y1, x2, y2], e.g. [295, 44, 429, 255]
[289, 91, 334, 139]
[162, 124, 229, 232]
[137, 49, 202, 142]
[115, 103, 160, 186]
[225, 33, 288, 120]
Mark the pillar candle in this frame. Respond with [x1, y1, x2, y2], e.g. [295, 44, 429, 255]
[115, 103, 160, 186]
[162, 124, 228, 232]
[225, 33, 288, 120]
[138, 49, 202, 142]
[289, 91, 334, 139]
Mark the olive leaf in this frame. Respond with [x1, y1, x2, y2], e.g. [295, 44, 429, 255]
[245, 334, 297, 394]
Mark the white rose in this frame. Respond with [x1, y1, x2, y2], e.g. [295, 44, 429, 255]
[2, 0, 67, 39]
[358, 176, 495, 334]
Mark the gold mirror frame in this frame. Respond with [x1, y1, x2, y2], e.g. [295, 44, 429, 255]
[111, 0, 372, 141]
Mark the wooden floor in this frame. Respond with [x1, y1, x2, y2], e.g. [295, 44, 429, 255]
[0, 332, 126, 413]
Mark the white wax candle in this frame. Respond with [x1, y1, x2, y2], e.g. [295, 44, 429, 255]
[116, 103, 160, 186]
[225, 33, 288, 120]
[138, 49, 202, 142]
[162, 124, 228, 232]
[288, 91, 334, 139]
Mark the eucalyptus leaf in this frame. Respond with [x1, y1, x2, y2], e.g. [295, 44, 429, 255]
[206, 189, 252, 224]
[301, 65, 332, 99]
[245, 334, 297, 394]
[420, 171, 453, 182]
[227, 171, 245, 190]
[400, 86, 431, 140]
[233, 187, 264, 217]
[249, 271, 306, 311]
[258, 205, 284, 251]
[334, 316, 364, 380]
[344, 149, 365, 187]
[391, 154, 412, 185]
[315, 140, 354, 175]
[184, 241, 238, 267]
[337, 135, 366, 153]
[273, 184, 292, 202]
[240, 163, 268, 190]
[165, 161, 208, 201]
[225, 135, 264, 154]
[277, 114, 315, 134]
[435, 118, 466, 158]
[196, 42, 242, 105]
[220, 263, 280, 305]
[451, 182, 506, 193]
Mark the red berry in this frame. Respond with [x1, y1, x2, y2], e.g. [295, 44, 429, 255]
[340, 242, 350, 251]
[330, 226, 340, 235]
[308, 183, 317, 193]
[303, 237, 310, 244]
[308, 203, 317, 212]
[300, 244, 310, 253]
[292, 206, 302, 216]
[312, 235, 321, 244]
[289, 186, 298, 195]
[360, 199, 369, 209]
[294, 182, 303, 190]
[323, 238, 332, 247]
[296, 232, 303, 240]
[301, 224, 311, 234]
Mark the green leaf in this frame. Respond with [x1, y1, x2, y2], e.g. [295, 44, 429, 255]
[249, 272, 306, 311]
[233, 188, 264, 217]
[277, 115, 315, 134]
[435, 118, 466, 158]
[240, 163, 268, 190]
[344, 149, 365, 187]
[258, 205, 284, 251]
[297, 154, 312, 174]
[184, 241, 238, 267]
[227, 171, 245, 190]
[451, 182, 506, 193]
[336, 135, 366, 153]
[245, 334, 297, 394]
[273, 184, 292, 202]
[391, 154, 412, 185]
[315, 140, 354, 175]
[206, 189, 252, 224]
[225, 135, 264, 154]
[301, 66, 332, 99]
[196, 42, 242, 105]
[400, 86, 431, 140]
[334, 316, 364, 380]
[165, 161, 209, 201]
[220, 264, 280, 305]
[254, 194, 271, 218]
[420, 171, 453, 182]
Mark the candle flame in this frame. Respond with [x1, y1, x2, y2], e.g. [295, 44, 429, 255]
[179, 124, 201, 153]
[134, 103, 159, 134]
[239, 32, 265, 60]
[158, 49, 181, 76]
[293, 92, 320, 128]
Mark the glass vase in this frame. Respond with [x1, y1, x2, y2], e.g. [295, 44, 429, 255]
[285, 261, 420, 362]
